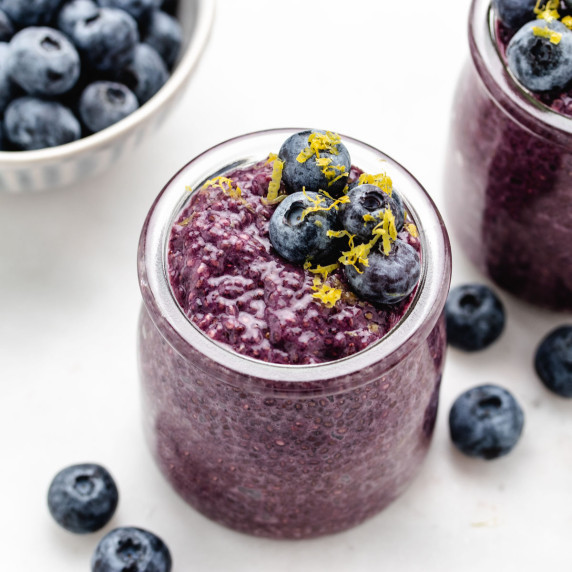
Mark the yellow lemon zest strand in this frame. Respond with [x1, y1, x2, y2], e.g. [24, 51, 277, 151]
[296, 131, 342, 163]
[357, 172, 393, 196]
[562, 15, 572, 28]
[405, 223, 419, 238]
[304, 261, 342, 308]
[304, 261, 340, 281]
[300, 188, 350, 220]
[204, 176, 242, 198]
[185, 185, 193, 193]
[266, 152, 278, 164]
[179, 216, 191, 227]
[311, 282, 342, 308]
[534, 0, 560, 22]
[533, 24, 562, 43]
[362, 213, 377, 224]
[204, 176, 257, 213]
[335, 208, 397, 273]
[314, 220, 323, 227]
[265, 156, 284, 203]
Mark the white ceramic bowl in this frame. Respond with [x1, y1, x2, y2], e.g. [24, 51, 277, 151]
[0, 0, 215, 194]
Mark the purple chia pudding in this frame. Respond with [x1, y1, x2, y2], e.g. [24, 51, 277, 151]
[137, 129, 451, 538]
[444, 0, 572, 310]
[167, 159, 421, 365]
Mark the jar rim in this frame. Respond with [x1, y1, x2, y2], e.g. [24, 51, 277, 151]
[138, 128, 451, 388]
[469, 0, 572, 141]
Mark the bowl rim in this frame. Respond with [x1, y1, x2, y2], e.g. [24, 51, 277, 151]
[0, 0, 216, 165]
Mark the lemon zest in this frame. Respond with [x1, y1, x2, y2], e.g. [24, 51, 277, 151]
[405, 223, 419, 238]
[296, 131, 342, 163]
[331, 208, 397, 273]
[533, 24, 562, 43]
[300, 188, 350, 220]
[265, 155, 284, 203]
[357, 172, 393, 196]
[534, 0, 560, 22]
[562, 15, 572, 29]
[204, 176, 256, 213]
[179, 216, 191, 227]
[185, 185, 193, 193]
[304, 261, 342, 308]
[311, 281, 342, 308]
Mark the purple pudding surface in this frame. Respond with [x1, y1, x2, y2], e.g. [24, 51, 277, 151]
[168, 160, 420, 364]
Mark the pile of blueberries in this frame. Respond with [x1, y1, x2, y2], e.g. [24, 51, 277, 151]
[269, 130, 421, 306]
[48, 463, 171, 571]
[0, 0, 182, 151]
[495, 0, 572, 96]
[445, 283, 572, 460]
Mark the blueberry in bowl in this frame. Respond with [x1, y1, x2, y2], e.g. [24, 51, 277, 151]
[0, 0, 214, 193]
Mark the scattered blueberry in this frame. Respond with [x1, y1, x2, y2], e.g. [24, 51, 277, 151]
[4, 96, 81, 150]
[340, 183, 404, 241]
[92, 527, 172, 572]
[492, 0, 536, 30]
[0, 41, 14, 113]
[79, 81, 139, 132]
[0, 8, 13, 42]
[7, 27, 81, 96]
[449, 384, 524, 459]
[534, 325, 572, 397]
[445, 284, 505, 351]
[116, 43, 168, 104]
[97, 0, 160, 22]
[58, 0, 100, 38]
[0, 0, 62, 27]
[269, 190, 340, 264]
[70, 7, 139, 73]
[143, 9, 182, 68]
[278, 129, 351, 197]
[507, 20, 572, 92]
[344, 239, 421, 305]
[47, 463, 119, 534]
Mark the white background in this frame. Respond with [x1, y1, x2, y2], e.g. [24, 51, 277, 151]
[2, 0, 572, 570]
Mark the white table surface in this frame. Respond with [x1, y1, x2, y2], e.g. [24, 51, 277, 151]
[2, 1, 572, 570]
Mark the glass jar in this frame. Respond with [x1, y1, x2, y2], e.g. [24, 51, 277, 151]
[445, 0, 572, 311]
[137, 129, 451, 539]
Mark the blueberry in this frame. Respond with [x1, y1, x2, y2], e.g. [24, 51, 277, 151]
[344, 239, 420, 305]
[269, 190, 340, 264]
[449, 384, 524, 459]
[0, 0, 63, 27]
[143, 9, 182, 68]
[7, 27, 80, 96]
[493, 0, 536, 30]
[47, 463, 119, 534]
[79, 81, 138, 132]
[340, 183, 404, 241]
[116, 43, 168, 104]
[534, 325, 572, 397]
[4, 96, 81, 150]
[0, 9, 13, 42]
[445, 284, 505, 351]
[92, 527, 172, 572]
[70, 7, 139, 73]
[0, 42, 14, 113]
[507, 20, 572, 92]
[97, 0, 160, 22]
[58, 0, 100, 37]
[278, 129, 351, 198]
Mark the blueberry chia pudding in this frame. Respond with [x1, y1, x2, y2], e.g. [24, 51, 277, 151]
[444, 0, 572, 310]
[138, 129, 451, 538]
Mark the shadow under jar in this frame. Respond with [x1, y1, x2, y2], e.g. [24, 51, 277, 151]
[445, 0, 572, 311]
[137, 129, 451, 539]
